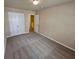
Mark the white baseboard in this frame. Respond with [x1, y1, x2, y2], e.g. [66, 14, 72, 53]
[39, 32, 75, 51]
[6, 32, 29, 38]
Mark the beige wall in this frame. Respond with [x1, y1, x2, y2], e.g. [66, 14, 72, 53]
[4, 7, 35, 37]
[39, 2, 75, 50]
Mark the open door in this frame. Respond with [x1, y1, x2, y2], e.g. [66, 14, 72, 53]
[29, 15, 35, 32]
[34, 15, 39, 33]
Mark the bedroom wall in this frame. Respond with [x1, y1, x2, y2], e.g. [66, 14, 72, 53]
[39, 2, 75, 50]
[4, 7, 35, 37]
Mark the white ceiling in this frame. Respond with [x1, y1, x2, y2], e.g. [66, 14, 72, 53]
[4, 0, 74, 11]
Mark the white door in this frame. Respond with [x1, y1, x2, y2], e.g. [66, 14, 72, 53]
[35, 15, 39, 32]
[8, 12, 25, 36]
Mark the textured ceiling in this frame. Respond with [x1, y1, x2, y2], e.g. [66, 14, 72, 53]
[4, 0, 74, 11]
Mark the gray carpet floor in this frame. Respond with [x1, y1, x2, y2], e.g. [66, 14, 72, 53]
[5, 32, 75, 59]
